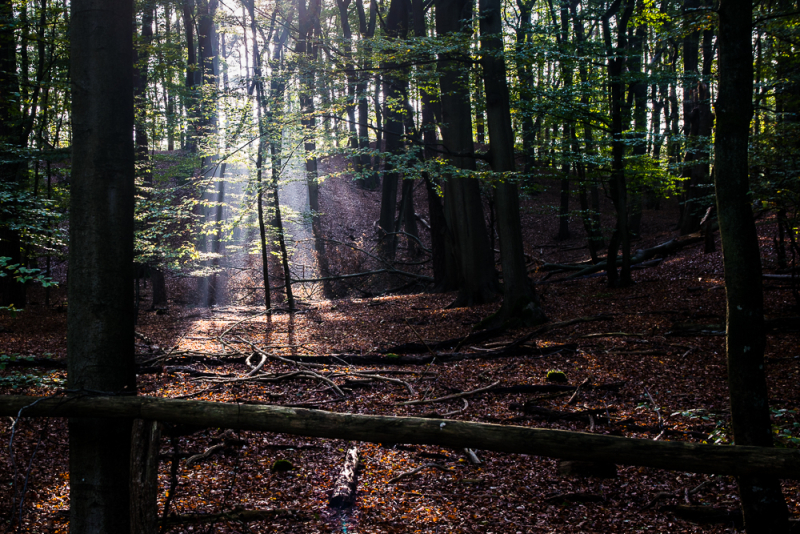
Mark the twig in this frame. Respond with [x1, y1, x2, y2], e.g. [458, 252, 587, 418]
[396, 381, 501, 406]
[644, 387, 664, 428]
[404, 318, 437, 358]
[567, 376, 593, 405]
[387, 462, 452, 484]
[245, 352, 267, 377]
[185, 443, 227, 468]
[442, 398, 469, 417]
[218, 311, 270, 339]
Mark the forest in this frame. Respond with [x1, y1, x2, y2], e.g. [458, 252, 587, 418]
[0, 0, 799, 532]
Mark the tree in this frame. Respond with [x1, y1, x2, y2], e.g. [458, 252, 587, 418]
[68, 0, 136, 532]
[714, 0, 790, 531]
[435, 0, 497, 306]
[479, 0, 545, 326]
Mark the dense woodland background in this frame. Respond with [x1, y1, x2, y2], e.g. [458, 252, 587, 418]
[0, 0, 799, 532]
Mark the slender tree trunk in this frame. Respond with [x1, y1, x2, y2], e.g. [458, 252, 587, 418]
[570, 3, 602, 261]
[515, 0, 536, 186]
[182, 0, 198, 151]
[248, 0, 271, 312]
[377, 0, 409, 259]
[410, 0, 450, 288]
[68, 1, 136, 531]
[679, 1, 701, 234]
[715, 2, 790, 531]
[628, 23, 647, 237]
[602, 3, 633, 288]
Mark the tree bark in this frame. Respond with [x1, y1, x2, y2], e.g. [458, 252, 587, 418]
[377, 0, 409, 259]
[130, 420, 162, 534]
[68, 1, 136, 532]
[435, 0, 498, 306]
[479, 0, 544, 326]
[4, 395, 800, 479]
[715, 1, 791, 531]
[329, 447, 360, 508]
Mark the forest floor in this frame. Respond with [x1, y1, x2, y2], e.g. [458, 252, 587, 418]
[1, 163, 800, 533]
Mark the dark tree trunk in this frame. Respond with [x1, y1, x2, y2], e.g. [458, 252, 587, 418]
[68, 1, 136, 532]
[715, 2, 791, 532]
[411, 0, 450, 288]
[377, 0, 409, 259]
[182, 0, 198, 151]
[479, 0, 544, 326]
[355, 0, 380, 189]
[337, 0, 360, 172]
[296, 0, 333, 298]
[515, 0, 536, 185]
[0, 0, 25, 309]
[679, 1, 703, 235]
[602, 3, 633, 288]
[436, 0, 497, 306]
[247, 0, 270, 312]
[133, 4, 153, 185]
[130, 420, 162, 534]
[570, 3, 603, 261]
[628, 23, 647, 237]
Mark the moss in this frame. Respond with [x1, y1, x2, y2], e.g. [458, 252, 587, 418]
[385, 353, 400, 359]
[270, 459, 295, 472]
[546, 370, 568, 383]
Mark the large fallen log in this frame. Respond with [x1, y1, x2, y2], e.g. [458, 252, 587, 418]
[2, 395, 800, 478]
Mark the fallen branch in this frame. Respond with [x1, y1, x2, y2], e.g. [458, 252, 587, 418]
[387, 463, 452, 484]
[185, 444, 227, 468]
[329, 447, 360, 508]
[397, 381, 501, 406]
[3, 395, 800, 478]
[275, 343, 577, 365]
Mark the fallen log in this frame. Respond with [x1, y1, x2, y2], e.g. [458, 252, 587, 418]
[2, 395, 800, 478]
[329, 447, 360, 508]
[277, 343, 577, 365]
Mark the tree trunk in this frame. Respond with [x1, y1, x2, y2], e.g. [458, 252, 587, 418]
[247, 1, 272, 312]
[602, 3, 633, 288]
[355, 0, 379, 189]
[479, 0, 544, 326]
[715, 2, 791, 531]
[679, 1, 703, 235]
[0, 0, 25, 309]
[410, 0, 450, 288]
[68, 1, 136, 532]
[377, 0, 409, 259]
[4, 395, 800, 479]
[436, 0, 498, 306]
[296, 0, 332, 298]
[628, 23, 647, 237]
[133, 4, 153, 186]
[130, 420, 162, 534]
[182, 0, 198, 151]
